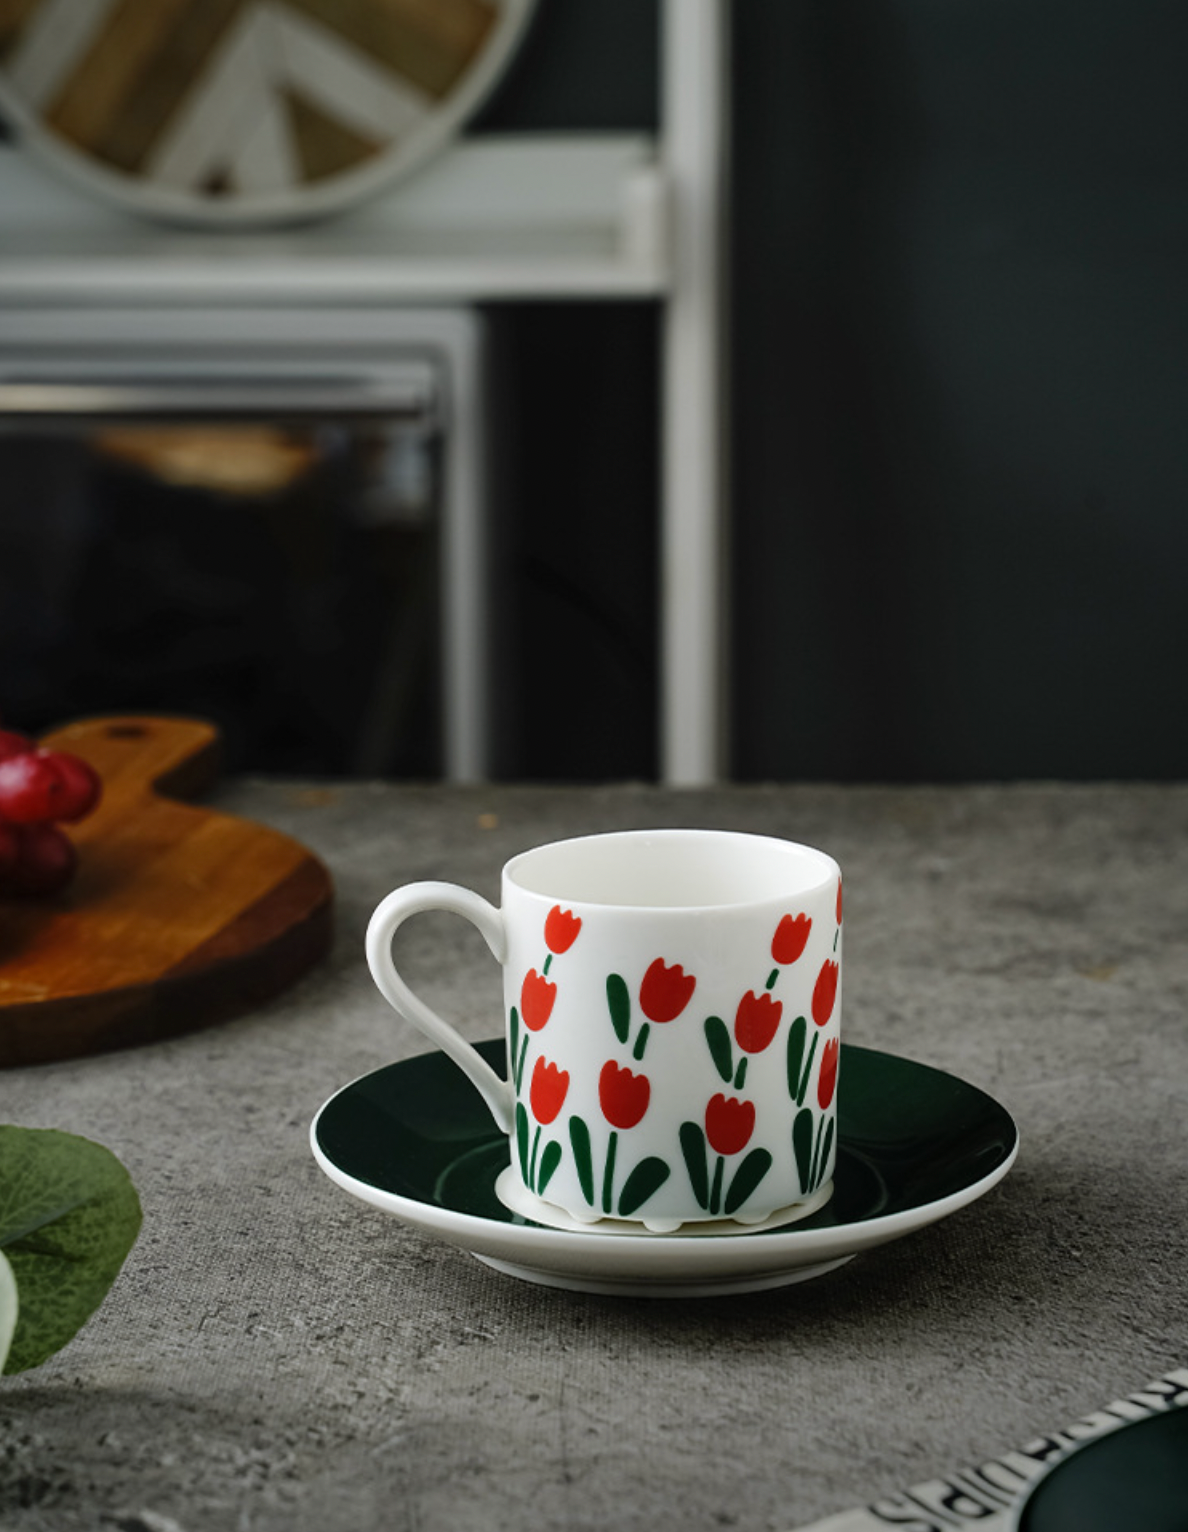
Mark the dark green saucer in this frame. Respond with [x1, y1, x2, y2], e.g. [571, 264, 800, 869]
[1014, 1409, 1188, 1532]
[311, 1042, 1018, 1296]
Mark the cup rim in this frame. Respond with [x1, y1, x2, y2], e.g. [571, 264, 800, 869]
[502, 827, 839, 911]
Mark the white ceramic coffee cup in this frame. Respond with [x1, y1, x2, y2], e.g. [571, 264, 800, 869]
[366, 828, 843, 1231]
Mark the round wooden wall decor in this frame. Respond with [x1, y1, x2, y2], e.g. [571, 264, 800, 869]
[0, 0, 535, 225]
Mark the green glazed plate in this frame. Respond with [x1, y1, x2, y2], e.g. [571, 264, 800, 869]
[1012, 1408, 1188, 1532]
[311, 1041, 1018, 1296]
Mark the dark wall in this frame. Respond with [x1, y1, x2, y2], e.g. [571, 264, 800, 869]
[470, 0, 659, 133]
[483, 302, 660, 783]
[731, 0, 1188, 781]
[479, 0, 1188, 782]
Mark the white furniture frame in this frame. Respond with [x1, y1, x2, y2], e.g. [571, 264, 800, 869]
[0, 0, 728, 784]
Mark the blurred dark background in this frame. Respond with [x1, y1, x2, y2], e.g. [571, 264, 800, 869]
[729, 0, 1188, 783]
[2, 0, 1186, 782]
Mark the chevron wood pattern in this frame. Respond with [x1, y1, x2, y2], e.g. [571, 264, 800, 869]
[0, 0, 527, 219]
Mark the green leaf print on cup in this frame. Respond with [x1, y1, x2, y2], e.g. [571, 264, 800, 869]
[704, 1015, 733, 1082]
[724, 1148, 774, 1217]
[568, 1116, 595, 1204]
[606, 973, 631, 1045]
[537, 1140, 562, 1194]
[679, 1121, 710, 1210]
[792, 1105, 832, 1196]
[809, 1116, 834, 1195]
[792, 1105, 813, 1193]
[617, 1157, 671, 1218]
[786, 1015, 818, 1107]
[515, 1102, 530, 1183]
[601, 1131, 619, 1214]
[509, 1006, 529, 1092]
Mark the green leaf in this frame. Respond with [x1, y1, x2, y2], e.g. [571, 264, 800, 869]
[568, 1116, 594, 1204]
[602, 1131, 618, 1215]
[515, 1103, 530, 1182]
[725, 1148, 773, 1216]
[792, 1108, 814, 1195]
[0, 1126, 141, 1374]
[0, 1250, 16, 1373]
[606, 974, 631, 1044]
[797, 1029, 815, 1103]
[617, 1157, 671, 1218]
[537, 1140, 562, 1194]
[786, 1014, 806, 1100]
[813, 1117, 836, 1194]
[679, 1121, 709, 1208]
[704, 1015, 733, 1082]
[517, 1033, 529, 1094]
[809, 1113, 826, 1193]
[709, 1155, 725, 1216]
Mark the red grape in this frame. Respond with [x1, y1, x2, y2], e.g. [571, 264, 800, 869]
[38, 750, 102, 822]
[0, 751, 72, 823]
[6, 823, 77, 895]
[0, 729, 32, 763]
[0, 725, 102, 896]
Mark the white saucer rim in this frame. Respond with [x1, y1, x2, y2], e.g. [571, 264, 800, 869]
[309, 1046, 1019, 1278]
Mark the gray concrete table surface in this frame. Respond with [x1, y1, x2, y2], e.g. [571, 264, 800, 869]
[2, 781, 1186, 1532]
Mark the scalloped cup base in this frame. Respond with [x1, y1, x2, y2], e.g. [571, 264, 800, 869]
[495, 1167, 836, 1237]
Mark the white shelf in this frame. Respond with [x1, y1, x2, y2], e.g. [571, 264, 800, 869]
[0, 134, 669, 305]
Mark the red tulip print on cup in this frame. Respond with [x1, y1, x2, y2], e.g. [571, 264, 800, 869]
[521, 969, 557, 1032]
[365, 829, 842, 1231]
[545, 905, 582, 955]
[640, 958, 697, 1023]
[531, 1057, 570, 1124]
[734, 990, 783, 1054]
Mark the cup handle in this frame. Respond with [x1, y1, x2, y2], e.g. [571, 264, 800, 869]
[365, 881, 514, 1135]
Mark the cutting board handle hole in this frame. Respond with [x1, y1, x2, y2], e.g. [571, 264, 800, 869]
[106, 724, 148, 739]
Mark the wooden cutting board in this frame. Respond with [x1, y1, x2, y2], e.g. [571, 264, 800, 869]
[0, 716, 334, 1066]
